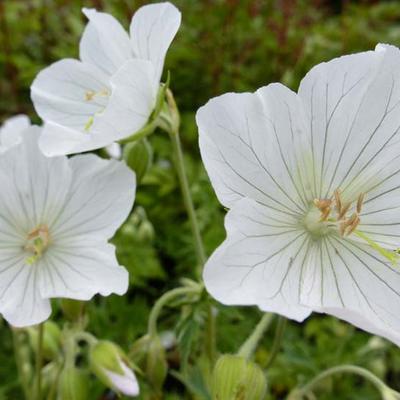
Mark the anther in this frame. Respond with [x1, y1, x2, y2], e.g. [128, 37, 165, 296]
[338, 202, 351, 220]
[356, 193, 365, 214]
[334, 189, 342, 213]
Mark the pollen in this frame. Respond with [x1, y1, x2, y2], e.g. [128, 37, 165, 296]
[25, 224, 51, 265]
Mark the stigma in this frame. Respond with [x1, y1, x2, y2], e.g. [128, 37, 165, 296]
[25, 224, 50, 265]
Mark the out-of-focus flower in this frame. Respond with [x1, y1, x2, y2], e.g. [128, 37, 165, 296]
[197, 44, 400, 346]
[0, 122, 135, 327]
[0, 115, 30, 153]
[31, 2, 181, 156]
[90, 341, 139, 397]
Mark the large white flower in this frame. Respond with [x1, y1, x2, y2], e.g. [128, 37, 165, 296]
[0, 122, 135, 327]
[30, 2, 181, 156]
[197, 44, 400, 346]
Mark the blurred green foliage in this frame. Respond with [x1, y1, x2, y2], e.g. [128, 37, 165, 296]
[1, 0, 400, 399]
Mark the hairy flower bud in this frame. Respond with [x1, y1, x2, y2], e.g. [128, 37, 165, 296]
[130, 334, 168, 393]
[211, 354, 267, 400]
[89, 341, 139, 397]
[58, 366, 89, 400]
[123, 138, 153, 183]
[28, 321, 61, 360]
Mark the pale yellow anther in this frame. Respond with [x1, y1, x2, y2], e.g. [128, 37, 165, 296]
[85, 90, 96, 101]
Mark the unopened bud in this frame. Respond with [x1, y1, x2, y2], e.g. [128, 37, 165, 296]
[89, 341, 139, 397]
[130, 334, 168, 393]
[58, 366, 88, 400]
[123, 138, 153, 183]
[28, 321, 61, 360]
[212, 355, 267, 400]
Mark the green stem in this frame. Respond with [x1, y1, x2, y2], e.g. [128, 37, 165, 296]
[169, 130, 207, 269]
[35, 324, 44, 400]
[294, 364, 395, 399]
[237, 314, 274, 360]
[265, 316, 287, 370]
[148, 286, 200, 337]
[73, 331, 98, 347]
[12, 329, 30, 400]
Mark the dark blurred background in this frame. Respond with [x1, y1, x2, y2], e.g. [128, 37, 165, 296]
[1, 1, 400, 399]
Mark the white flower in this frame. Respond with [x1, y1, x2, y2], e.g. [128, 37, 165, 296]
[30, 2, 181, 156]
[0, 122, 136, 327]
[197, 44, 400, 346]
[0, 115, 30, 153]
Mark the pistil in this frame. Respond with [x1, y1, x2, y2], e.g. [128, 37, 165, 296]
[25, 225, 50, 265]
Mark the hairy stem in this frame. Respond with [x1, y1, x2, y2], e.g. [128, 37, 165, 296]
[148, 286, 200, 338]
[265, 316, 287, 370]
[35, 324, 44, 400]
[237, 313, 274, 360]
[294, 364, 397, 399]
[12, 329, 30, 400]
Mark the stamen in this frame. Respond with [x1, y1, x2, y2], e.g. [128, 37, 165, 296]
[356, 193, 365, 214]
[337, 202, 351, 220]
[334, 189, 342, 213]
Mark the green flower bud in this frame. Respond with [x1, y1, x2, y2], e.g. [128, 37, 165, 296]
[130, 334, 168, 393]
[123, 138, 153, 183]
[89, 341, 139, 397]
[58, 366, 89, 400]
[60, 299, 85, 322]
[212, 355, 267, 400]
[28, 321, 61, 360]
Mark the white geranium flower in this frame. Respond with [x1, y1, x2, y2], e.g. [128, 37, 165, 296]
[0, 115, 30, 153]
[0, 123, 135, 327]
[30, 2, 181, 156]
[197, 44, 400, 346]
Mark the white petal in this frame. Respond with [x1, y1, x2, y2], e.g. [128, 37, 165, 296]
[50, 153, 135, 240]
[197, 87, 308, 218]
[203, 197, 311, 322]
[38, 122, 92, 157]
[0, 115, 29, 152]
[90, 59, 158, 143]
[130, 2, 181, 83]
[301, 235, 400, 346]
[298, 44, 400, 203]
[31, 59, 110, 131]
[39, 240, 128, 300]
[80, 8, 132, 76]
[0, 260, 52, 327]
[0, 126, 72, 233]
[104, 360, 140, 397]
[106, 143, 122, 159]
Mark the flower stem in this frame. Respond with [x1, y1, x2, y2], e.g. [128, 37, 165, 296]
[35, 323, 44, 400]
[169, 129, 207, 270]
[11, 329, 30, 400]
[148, 286, 200, 338]
[237, 313, 274, 360]
[265, 316, 287, 370]
[294, 364, 395, 399]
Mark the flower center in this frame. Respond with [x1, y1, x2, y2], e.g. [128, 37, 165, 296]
[25, 224, 50, 265]
[303, 189, 365, 239]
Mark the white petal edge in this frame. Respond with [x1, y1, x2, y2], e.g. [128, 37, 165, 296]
[80, 8, 132, 76]
[203, 197, 311, 322]
[130, 2, 181, 83]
